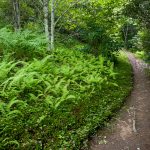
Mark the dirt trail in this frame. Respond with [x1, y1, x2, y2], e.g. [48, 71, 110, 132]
[88, 52, 150, 150]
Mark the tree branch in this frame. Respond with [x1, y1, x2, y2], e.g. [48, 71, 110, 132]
[54, 0, 81, 27]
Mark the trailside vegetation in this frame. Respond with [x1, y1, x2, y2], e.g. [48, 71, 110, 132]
[0, 0, 142, 149]
[0, 30, 132, 149]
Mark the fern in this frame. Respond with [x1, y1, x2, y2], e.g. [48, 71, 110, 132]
[0, 28, 47, 60]
[0, 44, 118, 149]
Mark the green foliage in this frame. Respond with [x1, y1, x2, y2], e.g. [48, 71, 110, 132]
[124, 0, 150, 28]
[56, 0, 125, 57]
[0, 0, 134, 149]
[0, 47, 132, 149]
[140, 29, 150, 60]
[120, 22, 138, 49]
[124, 0, 150, 57]
[129, 29, 150, 61]
[134, 51, 146, 60]
[0, 28, 47, 60]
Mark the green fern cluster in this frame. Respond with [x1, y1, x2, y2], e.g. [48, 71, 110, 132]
[0, 47, 118, 149]
[0, 28, 47, 60]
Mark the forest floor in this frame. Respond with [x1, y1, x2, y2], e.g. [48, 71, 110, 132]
[88, 52, 150, 150]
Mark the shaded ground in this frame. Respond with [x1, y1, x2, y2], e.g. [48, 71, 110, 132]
[88, 52, 150, 150]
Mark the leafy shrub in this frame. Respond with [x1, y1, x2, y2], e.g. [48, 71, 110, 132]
[140, 29, 150, 61]
[0, 28, 47, 60]
[134, 51, 146, 60]
[78, 26, 121, 61]
[131, 29, 150, 62]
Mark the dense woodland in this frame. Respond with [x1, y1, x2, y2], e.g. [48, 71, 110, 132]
[0, 0, 149, 149]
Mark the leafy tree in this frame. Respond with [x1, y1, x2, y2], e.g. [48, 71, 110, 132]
[120, 22, 137, 49]
[124, 0, 150, 56]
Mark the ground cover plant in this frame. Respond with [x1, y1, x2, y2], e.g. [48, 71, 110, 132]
[0, 27, 133, 149]
[0, 38, 132, 149]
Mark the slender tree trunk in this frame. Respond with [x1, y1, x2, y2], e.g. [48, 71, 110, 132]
[51, 0, 55, 50]
[123, 24, 129, 50]
[43, 0, 50, 50]
[12, 0, 21, 31]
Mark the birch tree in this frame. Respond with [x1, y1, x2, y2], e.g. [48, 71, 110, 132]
[43, 0, 55, 50]
[43, 0, 50, 50]
[43, 0, 84, 51]
[51, 0, 55, 50]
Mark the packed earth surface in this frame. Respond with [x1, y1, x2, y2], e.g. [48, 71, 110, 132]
[88, 52, 150, 150]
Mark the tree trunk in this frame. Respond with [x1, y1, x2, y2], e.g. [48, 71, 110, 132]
[123, 24, 129, 50]
[51, 0, 55, 50]
[12, 0, 20, 31]
[43, 0, 50, 50]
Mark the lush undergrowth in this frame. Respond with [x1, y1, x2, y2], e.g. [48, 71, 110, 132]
[134, 51, 146, 60]
[131, 50, 150, 63]
[0, 28, 47, 60]
[133, 50, 150, 78]
[0, 51, 132, 149]
[0, 29, 132, 149]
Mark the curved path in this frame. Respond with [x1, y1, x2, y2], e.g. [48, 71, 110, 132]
[88, 52, 150, 150]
